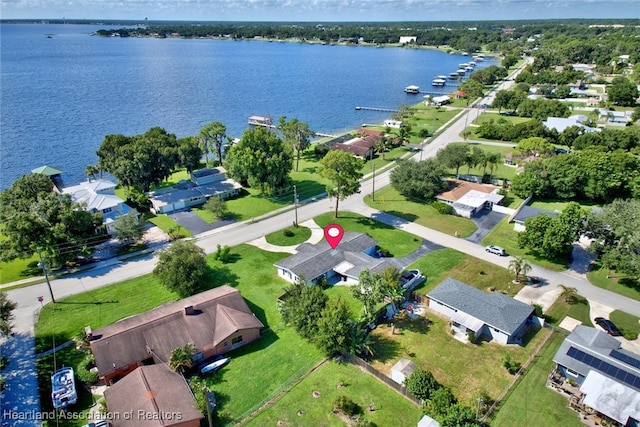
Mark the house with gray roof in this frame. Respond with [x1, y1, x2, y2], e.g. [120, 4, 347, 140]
[512, 205, 558, 232]
[426, 278, 538, 345]
[274, 232, 392, 285]
[552, 325, 640, 426]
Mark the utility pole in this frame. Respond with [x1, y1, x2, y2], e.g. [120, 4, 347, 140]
[36, 247, 56, 303]
[293, 185, 298, 227]
[371, 164, 376, 201]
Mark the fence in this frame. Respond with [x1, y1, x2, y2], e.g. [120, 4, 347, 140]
[480, 326, 555, 423]
[345, 354, 423, 407]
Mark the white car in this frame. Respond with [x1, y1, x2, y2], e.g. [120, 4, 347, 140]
[485, 245, 506, 256]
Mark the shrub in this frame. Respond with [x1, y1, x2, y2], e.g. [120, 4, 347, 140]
[333, 395, 362, 417]
[314, 144, 330, 158]
[431, 201, 453, 215]
[213, 244, 232, 263]
[532, 303, 544, 318]
[376, 246, 392, 257]
[467, 331, 476, 344]
[623, 330, 638, 341]
[0, 375, 5, 391]
[405, 368, 441, 400]
[502, 353, 521, 375]
[76, 353, 99, 384]
[283, 228, 294, 237]
[0, 357, 8, 370]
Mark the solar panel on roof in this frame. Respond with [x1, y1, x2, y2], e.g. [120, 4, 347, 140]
[610, 349, 640, 369]
[566, 346, 640, 390]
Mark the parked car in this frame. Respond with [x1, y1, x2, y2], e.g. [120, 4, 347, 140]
[594, 317, 623, 336]
[485, 245, 506, 256]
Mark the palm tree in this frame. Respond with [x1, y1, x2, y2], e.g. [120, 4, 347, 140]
[508, 256, 531, 283]
[347, 322, 374, 359]
[487, 153, 502, 182]
[558, 285, 578, 304]
[169, 342, 197, 374]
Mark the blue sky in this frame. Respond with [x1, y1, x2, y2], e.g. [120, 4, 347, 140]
[1, 0, 638, 21]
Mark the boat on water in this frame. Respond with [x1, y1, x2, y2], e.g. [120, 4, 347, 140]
[51, 367, 77, 409]
[436, 75, 448, 80]
[404, 85, 420, 94]
[432, 78, 447, 87]
[456, 69, 466, 76]
[200, 357, 231, 374]
[449, 72, 459, 80]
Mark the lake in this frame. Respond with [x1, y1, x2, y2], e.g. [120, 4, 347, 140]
[0, 23, 496, 188]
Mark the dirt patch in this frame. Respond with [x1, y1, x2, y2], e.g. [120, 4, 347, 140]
[312, 390, 321, 398]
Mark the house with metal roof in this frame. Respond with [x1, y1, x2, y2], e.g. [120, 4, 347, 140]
[552, 325, 640, 426]
[426, 278, 538, 345]
[274, 232, 393, 285]
[89, 285, 264, 385]
[104, 364, 204, 427]
[542, 115, 598, 134]
[61, 179, 133, 234]
[512, 205, 558, 232]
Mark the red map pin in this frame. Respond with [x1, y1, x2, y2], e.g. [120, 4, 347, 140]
[324, 224, 344, 249]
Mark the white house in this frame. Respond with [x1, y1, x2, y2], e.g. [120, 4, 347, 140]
[62, 179, 133, 234]
[427, 278, 541, 345]
[543, 115, 598, 134]
[435, 179, 503, 218]
[399, 36, 417, 44]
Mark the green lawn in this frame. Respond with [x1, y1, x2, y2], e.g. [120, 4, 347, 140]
[490, 331, 583, 427]
[609, 310, 640, 338]
[0, 252, 40, 284]
[369, 314, 546, 407]
[445, 143, 518, 182]
[587, 260, 640, 302]
[408, 248, 523, 297]
[244, 361, 423, 427]
[529, 199, 601, 213]
[314, 211, 422, 258]
[145, 213, 191, 237]
[481, 216, 568, 272]
[265, 226, 312, 246]
[363, 186, 478, 238]
[544, 295, 593, 327]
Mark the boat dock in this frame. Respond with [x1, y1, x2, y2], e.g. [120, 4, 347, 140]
[247, 116, 336, 138]
[355, 106, 398, 113]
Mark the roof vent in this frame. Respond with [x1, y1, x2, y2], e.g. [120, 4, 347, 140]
[185, 305, 195, 315]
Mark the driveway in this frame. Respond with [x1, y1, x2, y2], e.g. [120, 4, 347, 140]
[169, 211, 235, 235]
[465, 210, 506, 244]
[1, 333, 40, 426]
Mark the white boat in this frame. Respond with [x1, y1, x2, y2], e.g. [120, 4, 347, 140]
[465, 66, 474, 71]
[457, 69, 466, 75]
[51, 367, 77, 409]
[449, 72, 459, 80]
[432, 78, 446, 87]
[436, 75, 447, 80]
[404, 85, 420, 94]
[459, 63, 469, 68]
[200, 357, 230, 374]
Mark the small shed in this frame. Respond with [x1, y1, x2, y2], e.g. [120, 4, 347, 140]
[391, 358, 418, 385]
[417, 414, 440, 427]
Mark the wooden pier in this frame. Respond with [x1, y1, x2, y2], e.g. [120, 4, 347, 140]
[355, 106, 398, 113]
[248, 117, 336, 138]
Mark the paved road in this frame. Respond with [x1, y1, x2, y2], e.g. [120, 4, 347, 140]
[5, 57, 640, 424]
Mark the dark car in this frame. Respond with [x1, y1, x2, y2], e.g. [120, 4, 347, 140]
[594, 317, 623, 337]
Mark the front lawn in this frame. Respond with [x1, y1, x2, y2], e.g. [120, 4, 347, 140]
[244, 361, 423, 427]
[314, 211, 423, 258]
[363, 186, 478, 238]
[0, 253, 40, 284]
[490, 331, 583, 427]
[145, 213, 191, 237]
[609, 310, 640, 338]
[445, 142, 518, 182]
[481, 216, 568, 272]
[368, 314, 546, 407]
[265, 226, 312, 246]
[408, 248, 522, 297]
[587, 261, 640, 302]
[544, 295, 593, 327]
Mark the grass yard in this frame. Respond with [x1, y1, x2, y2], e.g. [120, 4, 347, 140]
[363, 186, 478, 238]
[444, 142, 518, 182]
[544, 295, 593, 327]
[0, 253, 40, 284]
[145, 213, 191, 237]
[481, 216, 568, 272]
[529, 198, 601, 213]
[587, 260, 640, 302]
[490, 331, 583, 427]
[408, 248, 523, 297]
[35, 274, 179, 353]
[314, 211, 423, 258]
[609, 310, 640, 338]
[265, 225, 312, 246]
[244, 360, 423, 427]
[369, 313, 547, 407]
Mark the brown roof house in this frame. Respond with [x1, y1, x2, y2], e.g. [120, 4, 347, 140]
[436, 179, 503, 218]
[104, 364, 204, 427]
[89, 285, 264, 385]
[331, 129, 384, 160]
